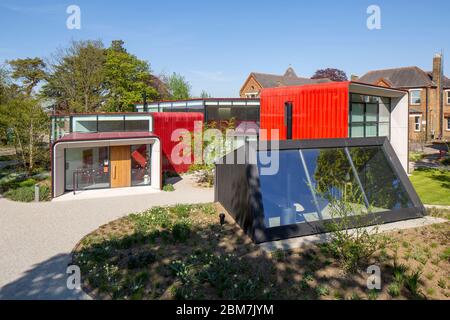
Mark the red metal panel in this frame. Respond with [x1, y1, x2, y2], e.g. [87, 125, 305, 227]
[260, 82, 350, 141]
[151, 112, 204, 174]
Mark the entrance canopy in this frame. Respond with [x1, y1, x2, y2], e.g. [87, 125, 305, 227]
[215, 137, 425, 243]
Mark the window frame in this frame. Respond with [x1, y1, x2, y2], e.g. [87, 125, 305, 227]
[446, 90, 450, 105]
[414, 116, 421, 132]
[409, 89, 422, 105]
[447, 118, 450, 131]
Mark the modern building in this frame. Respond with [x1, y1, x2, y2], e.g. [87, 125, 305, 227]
[240, 67, 331, 98]
[50, 112, 202, 198]
[259, 81, 410, 172]
[357, 54, 450, 144]
[215, 137, 425, 243]
[215, 81, 423, 243]
[135, 98, 260, 130]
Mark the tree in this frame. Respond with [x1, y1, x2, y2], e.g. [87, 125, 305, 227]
[311, 68, 348, 82]
[103, 40, 158, 112]
[200, 90, 211, 98]
[166, 73, 191, 100]
[0, 94, 49, 174]
[8, 57, 46, 96]
[43, 40, 106, 112]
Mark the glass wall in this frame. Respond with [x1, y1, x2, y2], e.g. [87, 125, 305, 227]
[257, 146, 413, 228]
[65, 147, 110, 191]
[349, 94, 391, 138]
[70, 114, 152, 134]
[131, 144, 152, 186]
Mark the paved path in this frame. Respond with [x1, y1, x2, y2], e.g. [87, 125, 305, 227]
[0, 176, 213, 300]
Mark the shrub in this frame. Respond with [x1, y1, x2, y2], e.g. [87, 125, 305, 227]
[404, 270, 422, 297]
[18, 178, 37, 188]
[325, 197, 388, 273]
[4, 185, 48, 202]
[171, 204, 192, 218]
[388, 283, 401, 297]
[409, 152, 424, 162]
[315, 285, 329, 297]
[171, 219, 191, 242]
[163, 184, 175, 192]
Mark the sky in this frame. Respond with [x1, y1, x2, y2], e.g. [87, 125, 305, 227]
[1, 0, 450, 97]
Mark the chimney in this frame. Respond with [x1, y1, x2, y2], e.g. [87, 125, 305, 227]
[433, 53, 443, 86]
[351, 74, 359, 81]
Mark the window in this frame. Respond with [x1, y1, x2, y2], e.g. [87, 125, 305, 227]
[349, 94, 391, 139]
[414, 116, 421, 132]
[256, 146, 414, 228]
[410, 90, 421, 105]
[446, 91, 450, 105]
[447, 118, 450, 131]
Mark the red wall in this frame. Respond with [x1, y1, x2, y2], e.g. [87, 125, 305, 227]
[152, 112, 204, 174]
[260, 82, 350, 140]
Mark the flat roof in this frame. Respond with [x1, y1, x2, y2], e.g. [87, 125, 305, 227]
[54, 131, 158, 144]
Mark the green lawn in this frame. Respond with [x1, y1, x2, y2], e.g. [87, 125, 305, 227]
[410, 168, 450, 206]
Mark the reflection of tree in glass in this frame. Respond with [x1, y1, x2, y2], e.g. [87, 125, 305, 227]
[348, 147, 411, 210]
[314, 149, 362, 203]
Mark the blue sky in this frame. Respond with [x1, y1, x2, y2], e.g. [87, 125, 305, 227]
[1, 0, 449, 97]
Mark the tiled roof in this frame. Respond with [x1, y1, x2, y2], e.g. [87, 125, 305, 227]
[358, 66, 435, 88]
[250, 67, 332, 89]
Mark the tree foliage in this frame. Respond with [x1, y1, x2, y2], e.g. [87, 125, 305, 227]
[311, 68, 348, 82]
[103, 40, 158, 112]
[0, 93, 49, 174]
[166, 72, 191, 100]
[8, 57, 47, 96]
[42, 40, 106, 112]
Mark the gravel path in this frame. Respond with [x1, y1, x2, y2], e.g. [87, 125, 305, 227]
[0, 176, 213, 300]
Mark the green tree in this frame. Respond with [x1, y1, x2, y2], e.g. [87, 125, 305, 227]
[200, 90, 211, 98]
[43, 40, 106, 112]
[8, 57, 46, 96]
[103, 40, 158, 112]
[0, 94, 49, 174]
[167, 72, 191, 100]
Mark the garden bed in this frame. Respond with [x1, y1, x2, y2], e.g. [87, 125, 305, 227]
[72, 204, 449, 300]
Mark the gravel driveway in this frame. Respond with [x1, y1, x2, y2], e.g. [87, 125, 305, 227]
[0, 176, 213, 300]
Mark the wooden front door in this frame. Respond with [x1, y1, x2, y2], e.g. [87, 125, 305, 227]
[110, 146, 131, 188]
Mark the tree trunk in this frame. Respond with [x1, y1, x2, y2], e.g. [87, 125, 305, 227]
[29, 119, 34, 176]
[14, 127, 27, 173]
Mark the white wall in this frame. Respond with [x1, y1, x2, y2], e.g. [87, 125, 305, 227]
[390, 95, 409, 173]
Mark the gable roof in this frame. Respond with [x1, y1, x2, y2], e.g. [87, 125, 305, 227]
[358, 66, 435, 88]
[251, 69, 331, 88]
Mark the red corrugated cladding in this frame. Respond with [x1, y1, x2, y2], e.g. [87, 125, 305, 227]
[152, 112, 204, 174]
[260, 82, 350, 140]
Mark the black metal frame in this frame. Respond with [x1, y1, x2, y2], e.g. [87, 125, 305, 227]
[215, 137, 426, 244]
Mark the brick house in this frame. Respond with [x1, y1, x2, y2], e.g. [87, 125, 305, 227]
[239, 67, 331, 98]
[357, 54, 450, 145]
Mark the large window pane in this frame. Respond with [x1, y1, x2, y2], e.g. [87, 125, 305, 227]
[257, 148, 366, 228]
[98, 115, 124, 132]
[65, 147, 110, 191]
[73, 116, 97, 133]
[349, 146, 413, 211]
[351, 104, 364, 122]
[365, 123, 378, 137]
[131, 145, 151, 186]
[350, 124, 364, 138]
[124, 115, 151, 132]
[366, 104, 378, 122]
[378, 123, 390, 137]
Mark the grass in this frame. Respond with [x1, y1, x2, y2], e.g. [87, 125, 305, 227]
[410, 168, 450, 206]
[409, 152, 425, 162]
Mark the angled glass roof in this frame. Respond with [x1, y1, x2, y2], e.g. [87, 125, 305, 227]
[215, 137, 425, 243]
[257, 146, 413, 229]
